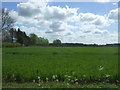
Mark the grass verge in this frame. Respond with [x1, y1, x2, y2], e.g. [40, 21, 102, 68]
[2, 82, 119, 88]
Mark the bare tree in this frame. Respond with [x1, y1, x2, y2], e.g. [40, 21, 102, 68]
[0, 8, 15, 42]
[0, 8, 15, 31]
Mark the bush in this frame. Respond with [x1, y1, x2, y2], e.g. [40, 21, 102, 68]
[2, 42, 22, 47]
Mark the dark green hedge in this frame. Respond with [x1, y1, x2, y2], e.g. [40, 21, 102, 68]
[2, 42, 22, 47]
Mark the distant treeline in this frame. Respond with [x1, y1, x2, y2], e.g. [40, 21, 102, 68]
[49, 43, 120, 47]
[2, 42, 120, 48]
[2, 28, 120, 47]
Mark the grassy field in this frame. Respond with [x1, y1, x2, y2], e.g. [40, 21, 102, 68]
[2, 46, 119, 88]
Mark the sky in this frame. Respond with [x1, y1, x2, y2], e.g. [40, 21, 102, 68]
[2, 0, 119, 44]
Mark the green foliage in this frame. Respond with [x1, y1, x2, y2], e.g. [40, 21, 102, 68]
[2, 42, 22, 47]
[53, 39, 61, 46]
[16, 28, 30, 46]
[29, 34, 49, 46]
[39, 37, 49, 46]
[3, 47, 118, 84]
[29, 33, 39, 45]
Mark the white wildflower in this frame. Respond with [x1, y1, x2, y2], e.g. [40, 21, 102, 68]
[83, 75, 86, 77]
[116, 80, 119, 83]
[38, 83, 41, 86]
[99, 66, 104, 71]
[38, 76, 40, 79]
[33, 80, 35, 83]
[68, 76, 71, 78]
[64, 75, 67, 77]
[68, 79, 70, 81]
[75, 78, 78, 81]
[105, 74, 110, 78]
[52, 75, 56, 79]
[67, 83, 70, 86]
[56, 79, 59, 82]
[75, 82, 78, 84]
[46, 77, 49, 81]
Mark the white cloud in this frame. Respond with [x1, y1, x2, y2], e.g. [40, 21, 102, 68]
[49, 21, 65, 32]
[108, 8, 119, 21]
[17, 3, 41, 17]
[11, 0, 109, 28]
[79, 13, 108, 27]
[112, 3, 117, 5]
[95, 0, 119, 2]
[9, 0, 118, 44]
[14, 25, 118, 44]
[79, 13, 97, 22]
[17, 0, 48, 17]
[96, 0, 110, 2]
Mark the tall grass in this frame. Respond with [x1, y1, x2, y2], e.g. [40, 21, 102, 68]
[2, 47, 118, 84]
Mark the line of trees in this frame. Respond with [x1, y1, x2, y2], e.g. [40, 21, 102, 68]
[3, 28, 50, 46]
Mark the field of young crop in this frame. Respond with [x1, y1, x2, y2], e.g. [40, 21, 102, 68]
[2, 46, 119, 88]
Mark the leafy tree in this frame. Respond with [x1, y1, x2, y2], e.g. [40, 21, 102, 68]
[53, 39, 61, 46]
[43, 38, 49, 46]
[23, 32, 31, 46]
[29, 34, 49, 46]
[29, 33, 39, 45]
[16, 28, 24, 44]
[16, 28, 30, 46]
[39, 37, 49, 46]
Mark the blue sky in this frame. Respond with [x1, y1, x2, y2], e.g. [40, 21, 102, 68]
[2, 1, 119, 44]
[3, 2, 118, 15]
[49, 2, 118, 15]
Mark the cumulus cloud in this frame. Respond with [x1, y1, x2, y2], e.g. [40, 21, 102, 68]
[17, 1, 78, 21]
[108, 8, 119, 21]
[79, 13, 108, 27]
[17, 3, 41, 17]
[17, 0, 48, 17]
[49, 21, 65, 32]
[80, 13, 97, 22]
[9, 0, 118, 44]
[11, 0, 109, 28]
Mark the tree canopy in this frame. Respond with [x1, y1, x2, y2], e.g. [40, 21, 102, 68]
[53, 39, 62, 46]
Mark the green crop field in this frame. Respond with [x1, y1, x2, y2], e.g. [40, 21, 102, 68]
[2, 46, 119, 88]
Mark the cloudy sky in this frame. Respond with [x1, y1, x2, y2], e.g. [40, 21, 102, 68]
[2, 0, 119, 44]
